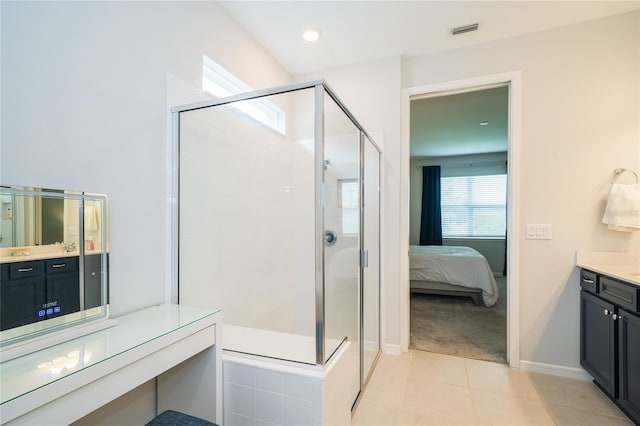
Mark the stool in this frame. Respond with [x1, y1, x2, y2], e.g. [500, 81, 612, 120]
[145, 410, 219, 426]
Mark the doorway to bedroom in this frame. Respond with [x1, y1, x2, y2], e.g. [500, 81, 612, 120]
[408, 84, 509, 364]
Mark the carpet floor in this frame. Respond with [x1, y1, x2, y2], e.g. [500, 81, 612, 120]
[409, 276, 507, 364]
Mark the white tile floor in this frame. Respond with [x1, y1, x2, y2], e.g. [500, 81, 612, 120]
[351, 350, 633, 426]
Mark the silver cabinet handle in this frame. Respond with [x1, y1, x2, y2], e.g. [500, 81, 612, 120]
[604, 309, 611, 316]
[582, 278, 595, 284]
[52, 264, 66, 268]
[612, 314, 619, 321]
[18, 268, 33, 272]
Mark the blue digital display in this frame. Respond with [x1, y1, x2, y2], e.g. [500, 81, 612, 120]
[37, 306, 63, 317]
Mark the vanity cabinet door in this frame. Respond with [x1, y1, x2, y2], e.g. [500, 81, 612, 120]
[45, 258, 80, 318]
[581, 290, 617, 397]
[1, 264, 46, 330]
[618, 309, 640, 421]
[84, 254, 105, 309]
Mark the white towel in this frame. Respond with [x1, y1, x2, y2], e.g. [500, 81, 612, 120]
[84, 205, 99, 231]
[602, 183, 640, 232]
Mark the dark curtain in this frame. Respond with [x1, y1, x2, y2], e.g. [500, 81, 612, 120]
[419, 165, 443, 245]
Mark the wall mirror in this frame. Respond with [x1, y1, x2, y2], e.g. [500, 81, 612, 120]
[0, 185, 109, 352]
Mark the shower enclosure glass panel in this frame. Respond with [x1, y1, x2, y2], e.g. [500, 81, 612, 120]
[321, 91, 361, 402]
[178, 88, 317, 364]
[175, 81, 381, 384]
[362, 135, 380, 384]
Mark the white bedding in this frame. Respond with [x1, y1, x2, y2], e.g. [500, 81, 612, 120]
[409, 245, 499, 307]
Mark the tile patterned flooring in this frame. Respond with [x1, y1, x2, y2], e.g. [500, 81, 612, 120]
[351, 350, 633, 426]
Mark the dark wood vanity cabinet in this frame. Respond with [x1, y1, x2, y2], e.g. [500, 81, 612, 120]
[618, 308, 640, 421]
[0, 261, 46, 330]
[45, 257, 80, 319]
[581, 289, 616, 395]
[1, 257, 80, 331]
[580, 269, 640, 423]
[84, 254, 107, 309]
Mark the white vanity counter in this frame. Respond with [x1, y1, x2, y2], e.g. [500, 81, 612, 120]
[576, 250, 640, 286]
[0, 247, 104, 263]
[0, 304, 223, 425]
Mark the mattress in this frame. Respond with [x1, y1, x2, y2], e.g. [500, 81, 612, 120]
[409, 245, 499, 307]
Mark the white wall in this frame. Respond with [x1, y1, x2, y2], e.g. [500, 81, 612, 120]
[1, 1, 292, 320]
[403, 11, 639, 368]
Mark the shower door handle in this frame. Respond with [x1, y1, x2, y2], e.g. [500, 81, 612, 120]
[324, 230, 338, 246]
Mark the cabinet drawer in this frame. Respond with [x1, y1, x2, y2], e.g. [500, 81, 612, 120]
[600, 276, 640, 313]
[46, 257, 78, 274]
[580, 270, 598, 294]
[8, 261, 44, 279]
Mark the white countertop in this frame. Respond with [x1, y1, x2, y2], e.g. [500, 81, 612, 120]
[576, 250, 640, 286]
[0, 249, 105, 263]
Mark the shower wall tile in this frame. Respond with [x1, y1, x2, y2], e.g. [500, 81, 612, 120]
[225, 412, 256, 426]
[256, 369, 284, 393]
[225, 361, 256, 387]
[312, 381, 324, 423]
[284, 373, 314, 400]
[224, 359, 323, 426]
[224, 383, 256, 418]
[256, 419, 280, 426]
[256, 389, 284, 424]
[283, 395, 314, 426]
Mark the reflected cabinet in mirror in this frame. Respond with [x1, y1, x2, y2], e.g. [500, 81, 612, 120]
[0, 186, 109, 350]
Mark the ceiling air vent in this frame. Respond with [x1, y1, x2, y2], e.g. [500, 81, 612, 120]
[451, 23, 479, 36]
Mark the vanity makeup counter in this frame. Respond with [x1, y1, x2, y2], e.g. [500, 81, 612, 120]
[0, 304, 223, 425]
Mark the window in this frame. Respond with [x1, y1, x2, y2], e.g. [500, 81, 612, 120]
[441, 174, 507, 238]
[339, 179, 359, 235]
[202, 55, 286, 134]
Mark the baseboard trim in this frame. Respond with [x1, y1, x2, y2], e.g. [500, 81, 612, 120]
[519, 360, 592, 381]
[381, 343, 401, 355]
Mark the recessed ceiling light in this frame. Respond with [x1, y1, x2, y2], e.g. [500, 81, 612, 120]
[303, 29, 320, 42]
[480, 121, 489, 126]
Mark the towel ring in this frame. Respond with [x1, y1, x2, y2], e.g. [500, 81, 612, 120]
[613, 168, 639, 184]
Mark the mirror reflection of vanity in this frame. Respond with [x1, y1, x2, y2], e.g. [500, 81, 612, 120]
[0, 186, 109, 352]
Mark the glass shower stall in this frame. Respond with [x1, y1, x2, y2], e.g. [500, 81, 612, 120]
[173, 80, 381, 406]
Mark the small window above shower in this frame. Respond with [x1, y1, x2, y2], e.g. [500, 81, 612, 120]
[338, 178, 359, 235]
[202, 55, 286, 135]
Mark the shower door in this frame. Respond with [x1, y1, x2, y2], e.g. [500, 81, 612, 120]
[322, 91, 361, 406]
[362, 135, 380, 384]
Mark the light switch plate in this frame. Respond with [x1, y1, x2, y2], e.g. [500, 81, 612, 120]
[526, 224, 552, 240]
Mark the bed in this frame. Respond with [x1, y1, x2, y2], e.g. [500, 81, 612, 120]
[410, 245, 499, 307]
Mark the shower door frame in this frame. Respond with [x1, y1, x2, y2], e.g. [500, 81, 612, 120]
[169, 79, 382, 373]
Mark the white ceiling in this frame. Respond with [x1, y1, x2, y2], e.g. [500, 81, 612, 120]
[219, 0, 638, 157]
[410, 86, 508, 157]
[219, 1, 639, 76]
